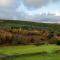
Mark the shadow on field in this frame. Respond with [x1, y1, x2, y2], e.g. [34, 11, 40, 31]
[0, 52, 48, 60]
[0, 50, 60, 60]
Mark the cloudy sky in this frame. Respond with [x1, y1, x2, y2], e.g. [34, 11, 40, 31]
[0, 0, 60, 23]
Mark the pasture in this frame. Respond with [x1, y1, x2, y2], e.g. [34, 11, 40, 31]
[0, 44, 60, 60]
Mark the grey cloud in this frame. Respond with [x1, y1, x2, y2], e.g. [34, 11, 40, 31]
[52, 0, 60, 2]
[0, 0, 17, 19]
[23, 0, 50, 9]
[22, 0, 60, 10]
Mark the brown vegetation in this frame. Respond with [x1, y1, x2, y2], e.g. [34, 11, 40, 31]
[0, 28, 59, 45]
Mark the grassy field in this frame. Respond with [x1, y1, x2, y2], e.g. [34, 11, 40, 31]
[0, 44, 60, 60]
[8, 54, 60, 60]
[0, 44, 60, 55]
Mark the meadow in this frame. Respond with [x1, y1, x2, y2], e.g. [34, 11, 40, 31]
[0, 44, 60, 60]
[0, 44, 60, 55]
[8, 54, 60, 60]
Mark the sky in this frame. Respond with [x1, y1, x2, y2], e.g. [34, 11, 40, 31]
[0, 0, 60, 23]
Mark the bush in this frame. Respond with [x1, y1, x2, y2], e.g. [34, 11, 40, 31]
[48, 37, 60, 45]
[48, 38, 57, 44]
[34, 42, 45, 46]
[55, 40, 60, 45]
[53, 50, 60, 54]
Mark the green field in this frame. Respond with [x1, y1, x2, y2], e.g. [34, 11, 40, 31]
[8, 54, 60, 60]
[0, 44, 60, 60]
[0, 44, 60, 55]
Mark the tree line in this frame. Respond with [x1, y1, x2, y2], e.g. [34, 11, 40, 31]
[0, 28, 60, 45]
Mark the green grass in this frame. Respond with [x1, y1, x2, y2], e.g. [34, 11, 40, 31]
[0, 44, 60, 60]
[0, 44, 60, 55]
[8, 54, 60, 60]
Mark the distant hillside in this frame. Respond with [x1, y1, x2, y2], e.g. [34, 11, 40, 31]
[0, 19, 60, 31]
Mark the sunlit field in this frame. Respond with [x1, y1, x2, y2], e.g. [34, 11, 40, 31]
[8, 54, 60, 60]
[0, 44, 60, 55]
[0, 44, 60, 60]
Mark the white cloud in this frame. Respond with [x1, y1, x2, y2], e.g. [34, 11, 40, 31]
[55, 12, 60, 16]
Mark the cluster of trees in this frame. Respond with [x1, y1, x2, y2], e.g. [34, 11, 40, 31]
[0, 29, 48, 45]
[0, 28, 60, 45]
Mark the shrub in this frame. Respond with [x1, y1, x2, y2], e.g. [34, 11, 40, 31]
[48, 38, 57, 44]
[48, 37, 60, 45]
[53, 50, 60, 54]
[55, 40, 60, 45]
[34, 42, 45, 46]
